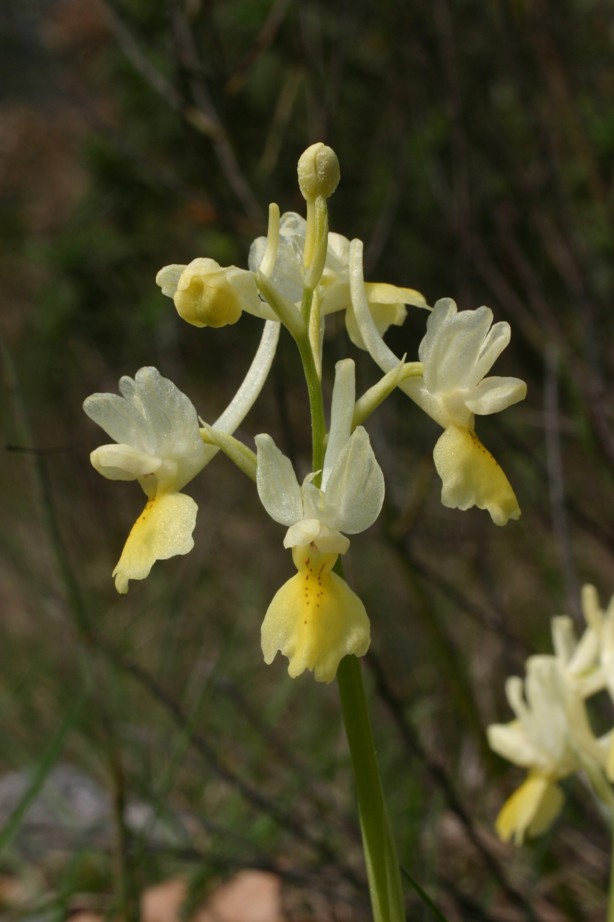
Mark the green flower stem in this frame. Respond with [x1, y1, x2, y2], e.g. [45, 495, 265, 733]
[337, 655, 406, 922]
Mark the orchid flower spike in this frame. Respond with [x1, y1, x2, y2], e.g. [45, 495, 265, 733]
[255, 360, 385, 682]
[349, 238, 526, 525]
[84, 321, 279, 592]
[249, 212, 427, 349]
[487, 656, 608, 844]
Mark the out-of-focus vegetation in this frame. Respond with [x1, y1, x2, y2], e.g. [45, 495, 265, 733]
[1, 0, 613, 919]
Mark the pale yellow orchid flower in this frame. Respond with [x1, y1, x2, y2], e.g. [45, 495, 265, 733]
[255, 360, 384, 682]
[349, 238, 526, 525]
[84, 321, 279, 592]
[487, 656, 607, 844]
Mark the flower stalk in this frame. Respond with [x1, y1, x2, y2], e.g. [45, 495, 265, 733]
[337, 653, 406, 922]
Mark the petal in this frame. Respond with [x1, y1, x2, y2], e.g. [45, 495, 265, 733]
[472, 320, 512, 382]
[225, 266, 271, 319]
[345, 298, 407, 351]
[323, 427, 385, 534]
[261, 547, 370, 683]
[125, 367, 205, 469]
[85, 368, 204, 473]
[365, 281, 427, 308]
[345, 281, 425, 349]
[112, 492, 198, 593]
[84, 392, 150, 451]
[487, 720, 538, 768]
[90, 444, 161, 481]
[581, 584, 604, 632]
[551, 615, 577, 668]
[432, 426, 520, 525]
[465, 376, 527, 415]
[325, 230, 350, 267]
[255, 434, 303, 526]
[421, 303, 495, 393]
[495, 774, 564, 844]
[155, 264, 186, 298]
[249, 212, 305, 302]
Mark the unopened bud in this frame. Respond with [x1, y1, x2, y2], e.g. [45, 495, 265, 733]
[297, 143, 340, 201]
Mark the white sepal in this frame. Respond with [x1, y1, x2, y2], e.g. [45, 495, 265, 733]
[255, 434, 303, 526]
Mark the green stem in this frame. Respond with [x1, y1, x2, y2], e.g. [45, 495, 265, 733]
[337, 655, 406, 922]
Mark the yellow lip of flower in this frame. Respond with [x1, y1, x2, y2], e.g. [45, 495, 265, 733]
[433, 425, 520, 525]
[495, 770, 565, 845]
[84, 322, 280, 592]
[261, 545, 370, 683]
[348, 238, 526, 525]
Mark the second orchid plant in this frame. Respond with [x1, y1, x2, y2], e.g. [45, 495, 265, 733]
[84, 144, 529, 921]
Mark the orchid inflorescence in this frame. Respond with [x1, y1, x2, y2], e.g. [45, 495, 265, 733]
[84, 142, 527, 686]
[488, 584, 614, 845]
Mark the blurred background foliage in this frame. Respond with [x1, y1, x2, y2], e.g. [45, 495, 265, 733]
[1, 0, 614, 919]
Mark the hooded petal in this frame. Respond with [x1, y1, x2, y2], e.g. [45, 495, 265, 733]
[112, 492, 198, 593]
[261, 546, 370, 683]
[433, 426, 520, 525]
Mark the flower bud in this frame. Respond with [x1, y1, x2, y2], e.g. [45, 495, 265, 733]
[297, 142, 340, 201]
